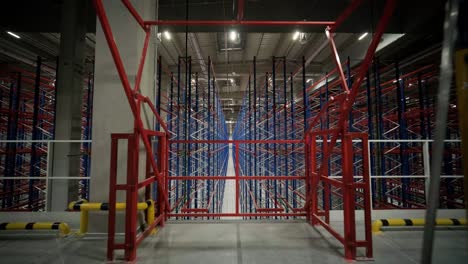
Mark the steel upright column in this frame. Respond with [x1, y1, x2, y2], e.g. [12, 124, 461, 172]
[50, 0, 88, 211]
[29, 56, 42, 209]
[3, 73, 21, 208]
[302, 57, 308, 132]
[395, 62, 410, 207]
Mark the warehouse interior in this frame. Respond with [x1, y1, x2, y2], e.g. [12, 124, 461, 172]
[0, 0, 467, 263]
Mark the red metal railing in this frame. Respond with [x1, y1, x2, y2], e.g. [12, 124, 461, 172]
[107, 132, 168, 261]
[93, 0, 395, 261]
[168, 139, 306, 218]
[307, 132, 373, 259]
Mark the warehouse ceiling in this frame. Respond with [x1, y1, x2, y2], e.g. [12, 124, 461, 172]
[0, 0, 445, 125]
[0, 0, 444, 34]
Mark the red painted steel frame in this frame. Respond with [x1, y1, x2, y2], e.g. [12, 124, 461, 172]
[107, 133, 168, 261]
[93, 0, 395, 261]
[169, 140, 307, 217]
[308, 132, 373, 259]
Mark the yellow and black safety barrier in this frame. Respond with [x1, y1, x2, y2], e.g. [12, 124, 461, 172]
[0, 222, 71, 236]
[68, 200, 155, 234]
[372, 218, 467, 234]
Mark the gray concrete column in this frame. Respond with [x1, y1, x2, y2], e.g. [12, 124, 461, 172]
[48, 0, 89, 211]
[89, 0, 157, 232]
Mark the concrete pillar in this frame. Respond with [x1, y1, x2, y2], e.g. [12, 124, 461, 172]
[89, 0, 157, 232]
[48, 0, 89, 211]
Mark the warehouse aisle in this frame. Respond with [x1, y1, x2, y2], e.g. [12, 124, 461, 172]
[0, 222, 466, 264]
[222, 141, 236, 216]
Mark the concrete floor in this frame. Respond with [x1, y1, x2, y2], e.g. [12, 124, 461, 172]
[0, 221, 466, 264]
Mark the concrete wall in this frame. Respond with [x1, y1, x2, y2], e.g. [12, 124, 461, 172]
[89, 0, 157, 232]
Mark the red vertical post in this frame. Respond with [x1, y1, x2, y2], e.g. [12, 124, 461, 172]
[107, 137, 119, 261]
[361, 134, 373, 258]
[323, 135, 330, 224]
[304, 135, 310, 222]
[236, 0, 245, 21]
[165, 135, 169, 222]
[124, 134, 139, 261]
[310, 136, 318, 225]
[342, 134, 356, 260]
[235, 142, 240, 215]
[159, 135, 167, 227]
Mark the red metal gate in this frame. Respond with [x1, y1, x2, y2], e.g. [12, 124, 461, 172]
[168, 139, 307, 218]
[93, 0, 396, 261]
[307, 132, 373, 259]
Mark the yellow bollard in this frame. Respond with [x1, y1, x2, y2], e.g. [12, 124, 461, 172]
[0, 222, 71, 236]
[68, 200, 154, 235]
[146, 200, 156, 234]
[372, 218, 467, 234]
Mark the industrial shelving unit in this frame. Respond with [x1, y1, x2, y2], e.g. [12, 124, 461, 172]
[0, 58, 94, 211]
[232, 56, 307, 218]
[296, 46, 463, 210]
[163, 56, 229, 218]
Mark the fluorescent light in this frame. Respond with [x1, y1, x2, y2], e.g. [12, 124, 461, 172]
[229, 31, 237, 41]
[7, 31, 20, 39]
[293, 31, 300, 40]
[358, 32, 368, 41]
[163, 31, 171, 40]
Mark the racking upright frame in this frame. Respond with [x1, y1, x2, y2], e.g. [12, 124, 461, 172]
[0, 57, 94, 211]
[93, 0, 395, 261]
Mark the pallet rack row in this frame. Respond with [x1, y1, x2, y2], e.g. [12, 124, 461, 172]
[233, 56, 307, 218]
[232, 46, 462, 212]
[160, 56, 229, 218]
[0, 57, 94, 211]
[301, 48, 462, 209]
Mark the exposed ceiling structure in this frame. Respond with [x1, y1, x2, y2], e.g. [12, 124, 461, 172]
[157, 31, 405, 121]
[0, 0, 444, 125]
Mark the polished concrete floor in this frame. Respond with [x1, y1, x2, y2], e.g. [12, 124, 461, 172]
[0, 221, 466, 264]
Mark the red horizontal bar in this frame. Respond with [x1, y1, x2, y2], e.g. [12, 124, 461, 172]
[168, 176, 306, 180]
[181, 208, 209, 213]
[145, 20, 334, 26]
[256, 208, 284, 212]
[291, 208, 306, 213]
[168, 213, 307, 217]
[319, 176, 344, 188]
[137, 176, 156, 189]
[144, 129, 166, 137]
[170, 139, 303, 144]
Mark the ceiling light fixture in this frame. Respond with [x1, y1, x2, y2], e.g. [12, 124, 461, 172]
[229, 31, 236, 41]
[163, 31, 171, 40]
[358, 32, 368, 41]
[6, 31, 20, 39]
[293, 31, 300, 40]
